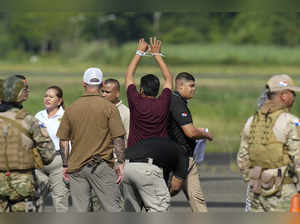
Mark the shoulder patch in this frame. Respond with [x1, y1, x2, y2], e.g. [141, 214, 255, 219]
[294, 119, 300, 127]
[181, 112, 188, 117]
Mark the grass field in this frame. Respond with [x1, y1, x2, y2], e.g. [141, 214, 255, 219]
[2, 64, 300, 155]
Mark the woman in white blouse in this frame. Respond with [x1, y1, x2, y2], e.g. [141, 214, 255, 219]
[35, 86, 69, 212]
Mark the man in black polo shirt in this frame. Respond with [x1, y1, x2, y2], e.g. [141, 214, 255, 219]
[122, 137, 188, 212]
[167, 72, 213, 212]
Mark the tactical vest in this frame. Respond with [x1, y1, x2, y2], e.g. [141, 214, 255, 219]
[0, 110, 34, 171]
[248, 109, 291, 169]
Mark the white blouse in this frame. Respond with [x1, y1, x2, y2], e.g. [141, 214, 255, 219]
[35, 106, 65, 151]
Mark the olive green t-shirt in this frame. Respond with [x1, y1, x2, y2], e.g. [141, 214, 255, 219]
[57, 93, 125, 173]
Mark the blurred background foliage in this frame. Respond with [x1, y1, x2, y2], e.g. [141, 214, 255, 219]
[1, 12, 300, 154]
[0, 12, 299, 65]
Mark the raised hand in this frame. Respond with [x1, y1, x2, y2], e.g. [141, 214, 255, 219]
[150, 36, 161, 54]
[137, 38, 148, 52]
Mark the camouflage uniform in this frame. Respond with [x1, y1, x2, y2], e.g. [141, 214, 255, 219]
[0, 76, 55, 212]
[237, 100, 300, 212]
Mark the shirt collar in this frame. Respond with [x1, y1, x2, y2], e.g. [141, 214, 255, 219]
[56, 106, 65, 116]
[115, 100, 122, 108]
[42, 106, 64, 119]
[173, 91, 188, 104]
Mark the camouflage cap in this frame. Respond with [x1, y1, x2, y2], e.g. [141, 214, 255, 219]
[267, 74, 300, 93]
[2, 75, 25, 103]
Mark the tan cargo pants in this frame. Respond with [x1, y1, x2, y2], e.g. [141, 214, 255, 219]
[122, 160, 171, 212]
[36, 155, 69, 212]
[182, 157, 208, 212]
[69, 161, 123, 212]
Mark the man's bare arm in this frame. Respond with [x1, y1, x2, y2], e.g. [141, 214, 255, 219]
[125, 38, 148, 89]
[113, 136, 126, 184]
[150, 37, 173, 90]
[59, 140, 70, 167]
[181, 123, 213, 141]
[112, 136, 126, 163]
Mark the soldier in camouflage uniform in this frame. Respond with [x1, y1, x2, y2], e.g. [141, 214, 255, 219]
[237, 74, 300, 212]
[0, 75, 56, 212]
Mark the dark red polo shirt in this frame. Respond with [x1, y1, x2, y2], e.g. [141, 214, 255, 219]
[127, 84, 172, 147]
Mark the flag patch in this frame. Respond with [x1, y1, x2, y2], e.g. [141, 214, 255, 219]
[294, 120, 300, 126]
[39, 123, 46, 128]
[280, 81, 288, 87]
[181, 112, 188, 117]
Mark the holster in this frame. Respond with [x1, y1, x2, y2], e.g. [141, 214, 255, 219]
[249, 166, 290, 197]
[248, 166, 262, 194]
[260, 168, 280, 197]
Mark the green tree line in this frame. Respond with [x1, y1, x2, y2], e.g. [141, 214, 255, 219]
[0, 12, 299, 58]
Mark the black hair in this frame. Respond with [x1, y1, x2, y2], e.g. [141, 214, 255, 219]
[175, 72, 195, 82]
[140, 74, 160, 97]
[47, 85, 65, 109]
[104, 79, 120, 91]
[15, 74, 26, 80]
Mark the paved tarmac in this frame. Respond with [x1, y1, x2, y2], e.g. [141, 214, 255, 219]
[44, 153, 247, 212]
[169, 164, 247, 212]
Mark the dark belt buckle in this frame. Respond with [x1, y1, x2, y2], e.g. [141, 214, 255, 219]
[87, 160, 96, 168]
[88, 155, 104, 173]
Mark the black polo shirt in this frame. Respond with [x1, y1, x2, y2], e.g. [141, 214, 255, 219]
[167, 91, 196, 157]
[124, 137, 188, 180]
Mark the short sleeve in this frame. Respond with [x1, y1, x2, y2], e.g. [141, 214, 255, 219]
[34, 111, 41, 122]
[126, 84, 139, 108]
[170, 98, 193, 126]
[158, 88, 172, 110]
[34, 111, 45, 125]
[159, 88, 172, 101]
[108, 105, 126, 138]
[56, 110, 71, 140]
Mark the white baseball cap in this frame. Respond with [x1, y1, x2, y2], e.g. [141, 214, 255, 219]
[83, 67, 103, 85]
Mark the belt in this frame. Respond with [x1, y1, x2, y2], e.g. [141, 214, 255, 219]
[0, 169, 34, 173]
[126, 158, 160, 167]
[86, 155, 105, 174]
